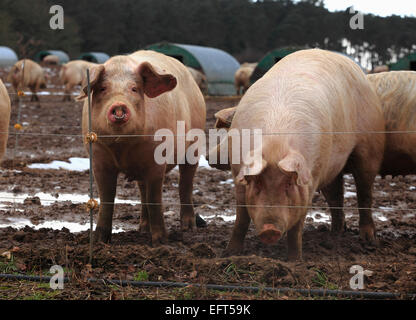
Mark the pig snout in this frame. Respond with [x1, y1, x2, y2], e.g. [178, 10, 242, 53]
[258, 224, 282, 245]
[108, 102, 131, 124]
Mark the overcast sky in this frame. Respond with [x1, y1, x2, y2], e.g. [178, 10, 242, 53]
[323, 0, 416, 17]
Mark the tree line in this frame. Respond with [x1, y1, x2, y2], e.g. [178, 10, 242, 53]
[0, 0, 415, 67]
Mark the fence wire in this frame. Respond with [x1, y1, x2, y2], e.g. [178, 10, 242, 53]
[1, 85, 415, 219]
[0, 196, 414, 212]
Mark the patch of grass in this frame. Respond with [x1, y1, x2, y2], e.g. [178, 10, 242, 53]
[312, 268, 338, 290]
[173, 287, 196, 300]
[22, 290, 61, 300]
[223, 262, 256, 282]
[0, 255, 18, 273]
[134, 270, 149, 282]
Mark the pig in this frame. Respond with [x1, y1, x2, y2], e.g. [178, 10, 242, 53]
[7, 59, 46, 103]
[224, 49, 385, 260]
[206, 107, 236, 171]
[0, 79, 11, 161]
[371, 65, 389, 74]
[367, 71, 416, 176]
[77, 50, 206, 245]
[60, 60, 98, 101]
[234, 63, 257, 95]
[187, 67, 208, 95]
[214, 107, 236, 129]
[42, 55, 60, 65]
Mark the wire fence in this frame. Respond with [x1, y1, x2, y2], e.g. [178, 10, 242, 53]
[1, 86, 415, 209]
[1, 75, 415, 244]
[1, 195, 415, 212]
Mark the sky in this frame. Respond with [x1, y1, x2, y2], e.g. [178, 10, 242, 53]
[323, 0, 416, 17]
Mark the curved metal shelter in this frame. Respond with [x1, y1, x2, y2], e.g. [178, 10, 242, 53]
[389, 52, 416, 71]
[78, 52, 110, 63]
[0, 46, 18, 67]
[250, 47, 302, 83]
[34, 50, 69, 64]
[146, 42, 240, 96]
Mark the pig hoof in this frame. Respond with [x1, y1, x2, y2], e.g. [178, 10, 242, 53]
[139, 223, 150, 233]
[151, 235, 168, 247]
[94, 228, 112, 243]
[330, 222, 346, 234]
[359, 225, 376, 242]
[287, 254, 303, 262]
[181, 216, 196, 232]
[195, 214, 207, 228]
[221, 246, 242, 257]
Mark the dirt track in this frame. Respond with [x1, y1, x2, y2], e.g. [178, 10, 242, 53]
[0, 66, 415, 300]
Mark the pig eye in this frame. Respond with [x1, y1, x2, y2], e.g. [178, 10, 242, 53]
[249, 176, 262, 194]
[99, 86, 106, 92]
[131, 87, 138, 93]
[285, 181, 294, 195]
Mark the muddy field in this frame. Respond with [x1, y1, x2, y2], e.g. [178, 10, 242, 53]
[0, 66, 415, 300]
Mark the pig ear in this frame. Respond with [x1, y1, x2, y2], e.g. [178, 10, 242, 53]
[76, 65, 105, 101]
[277, 151, 311, 186]
[214, 106, 237, 129]
[138, 62, 177, 98]
[236, 151, 267, 185]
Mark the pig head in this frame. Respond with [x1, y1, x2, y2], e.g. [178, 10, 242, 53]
[233, 147, 311, 252]
[78, 57, 177, 137]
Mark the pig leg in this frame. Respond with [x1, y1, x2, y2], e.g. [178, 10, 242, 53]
[94, 167, 118, 243]
[138, 181, 150, 233]
[30, 86, 39, 102]
[223, 184, 250, 256]
[350, 149, 379, 242]
[287, 218, 305, 261]
[63, 84, 71, 102]
[145, 174, 167, 245]
[30, 84, 40, 102]
[352, 169, 377, 242]
[321, 173, 345, 233]
[178, 163, 197, 231]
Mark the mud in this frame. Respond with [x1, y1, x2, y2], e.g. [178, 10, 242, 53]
[0, 67, 415, 299]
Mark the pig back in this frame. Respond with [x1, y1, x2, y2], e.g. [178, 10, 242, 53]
[23, 60, 44, 84]
[0, 79, 11, 160]
[231, 49, 384, 186]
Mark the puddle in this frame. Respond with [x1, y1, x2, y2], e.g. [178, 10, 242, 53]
[204, 214, 235, 222]
[0, 191, 141, 206]
[220, 179, 234, 185]
[28, 157, 89, 172]
[344, 191, 356, 198]
[29, 155, 212, 172]
[307, 211, 331, 223]
[173, 155, 213, 170]
[0, 217, 124, 233]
